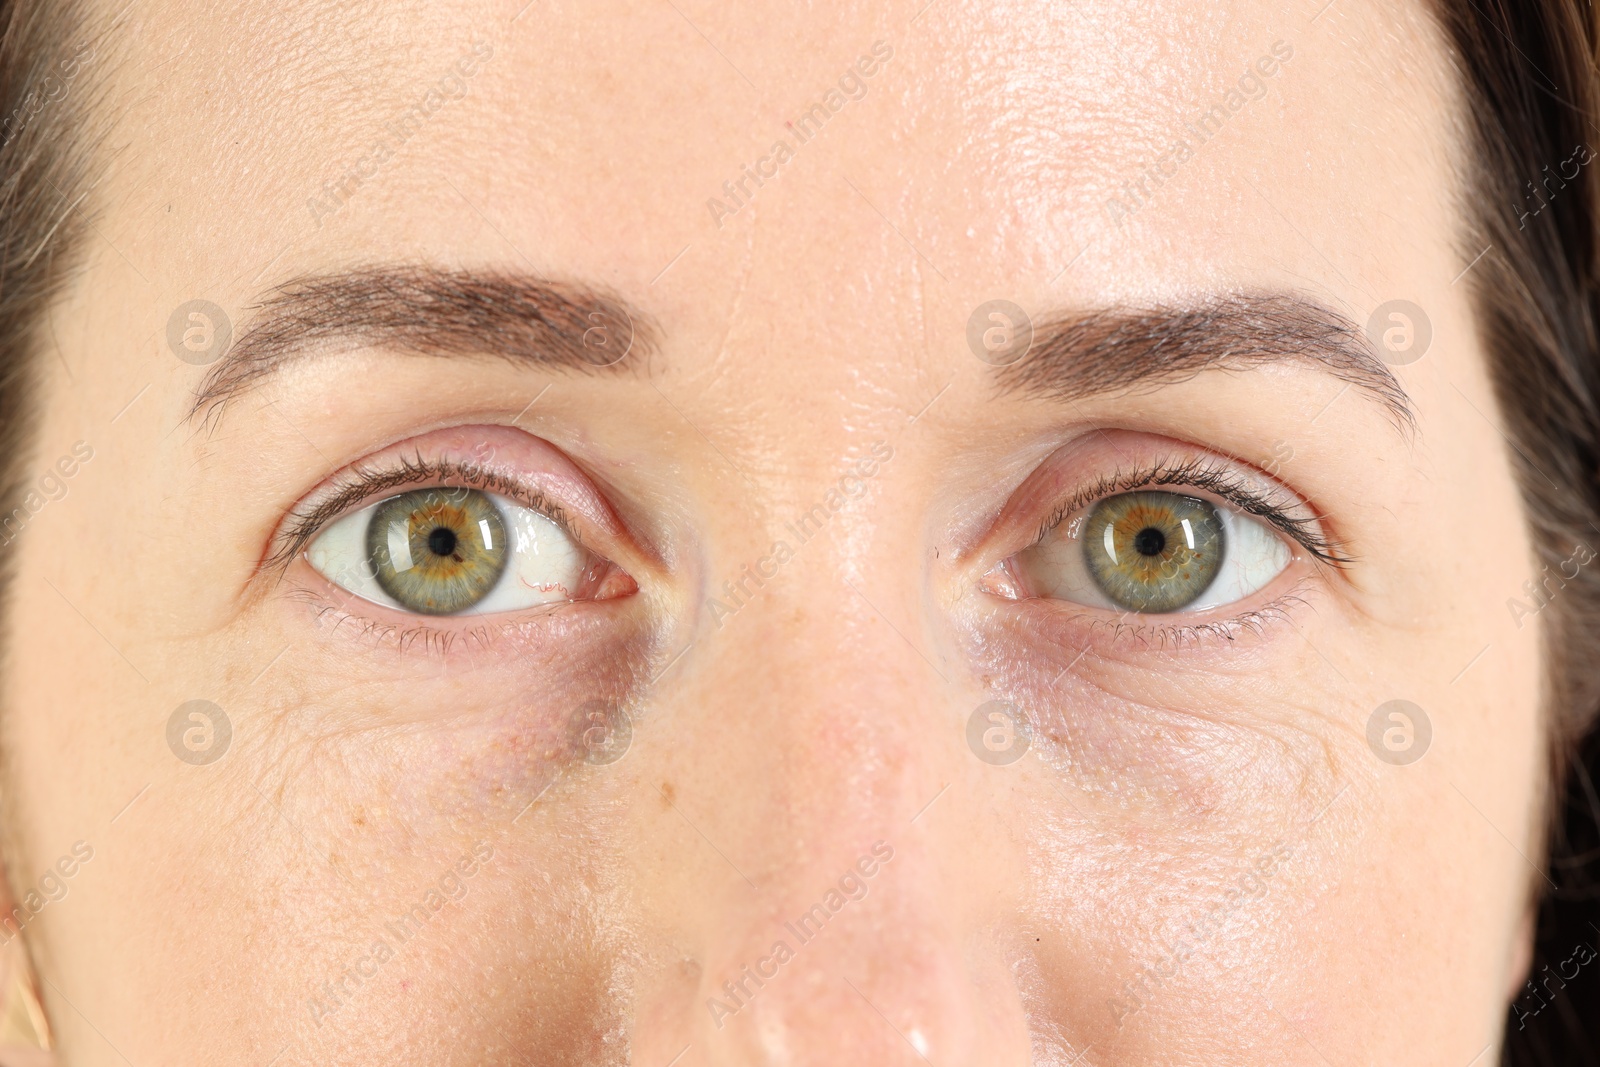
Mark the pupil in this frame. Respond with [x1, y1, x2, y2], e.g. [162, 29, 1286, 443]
[1132, 526, 1166, 557]
[427, 526, 458, 557]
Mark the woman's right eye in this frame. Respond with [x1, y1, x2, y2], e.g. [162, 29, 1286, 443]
[306, 486, 628, 615]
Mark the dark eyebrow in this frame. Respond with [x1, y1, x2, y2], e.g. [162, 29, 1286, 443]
[191, 266, 659, 422]
[995, 292, 1416, 431]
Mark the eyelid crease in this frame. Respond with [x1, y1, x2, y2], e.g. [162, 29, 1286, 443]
[266, 452, 581, 578]
[1031, 456, 1349, 568]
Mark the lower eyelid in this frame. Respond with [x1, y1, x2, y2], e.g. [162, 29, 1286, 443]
[280, 579, 628, 658]
[997, 579, 1317, 655]
[956, 595, 1340, 814]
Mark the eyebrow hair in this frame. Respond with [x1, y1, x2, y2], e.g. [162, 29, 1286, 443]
[995, 292, 1417, 431]
[191, 266, 659, 422]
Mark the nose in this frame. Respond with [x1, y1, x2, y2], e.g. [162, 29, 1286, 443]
[687, 841, 1033, 1067]
[630, 541, 1036, 1067]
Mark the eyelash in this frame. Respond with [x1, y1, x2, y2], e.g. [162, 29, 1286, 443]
[267, 453, 580, 577]
[1068, 592, 1314, 650]
[275, 451, 1329, 651]
[1030, 455, 1348, 568]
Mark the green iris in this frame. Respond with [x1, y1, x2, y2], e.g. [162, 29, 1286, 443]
[1083, 491, 1225, 612]
[366, 488, 508, 614]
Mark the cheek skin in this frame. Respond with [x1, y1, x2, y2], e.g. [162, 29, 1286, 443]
[237, 597, 663, 838]
[956, 574, 1376, 1057]
[118, 599, 662, 1062]
[956, 594, 1352, 824]
[128, 765, 635, 1064]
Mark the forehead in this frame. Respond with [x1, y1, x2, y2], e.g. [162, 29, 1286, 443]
[101, 0, 1461, 395]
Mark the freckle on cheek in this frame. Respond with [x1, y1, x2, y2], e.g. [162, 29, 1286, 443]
[448, 709, 587, 807]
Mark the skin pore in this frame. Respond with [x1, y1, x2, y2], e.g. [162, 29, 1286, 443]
[0, 0, 1548, 1063]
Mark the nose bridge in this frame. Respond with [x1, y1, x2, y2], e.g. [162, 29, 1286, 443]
[705, 522, 931, 855]
[636, 526, 1032, 1066]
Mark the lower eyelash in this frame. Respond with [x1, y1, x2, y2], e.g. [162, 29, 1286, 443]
[1079, 592, 1309, 651]
[288, 585, 580, 656]
[1005, 589, 1312, 663]
[1035, 456, 1347, 567]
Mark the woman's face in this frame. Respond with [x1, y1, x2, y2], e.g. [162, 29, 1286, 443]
[2, 0, 1547, 1063]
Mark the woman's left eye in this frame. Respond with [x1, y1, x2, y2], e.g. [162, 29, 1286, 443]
[306, 486, 618, 615]
[1002, 489, 1292, 614]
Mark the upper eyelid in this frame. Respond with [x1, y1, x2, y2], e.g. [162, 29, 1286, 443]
[266, 454, 582, 576]
[1032, 457, 1347, 567]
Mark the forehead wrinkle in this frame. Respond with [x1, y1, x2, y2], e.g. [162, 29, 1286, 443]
[995, 292, 1417, 433]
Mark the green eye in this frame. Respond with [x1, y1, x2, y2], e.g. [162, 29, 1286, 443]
[1082, 491, 1224, 612]
[308, 482, 608, 617]
[366, 488, 508, 614]
[1011, 487, 1291, 615]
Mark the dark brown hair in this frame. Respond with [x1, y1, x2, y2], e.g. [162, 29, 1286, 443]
[0, 0, 99, 580]
[1427, 0, 1600, 1061]
[0, 1, 104, 1046]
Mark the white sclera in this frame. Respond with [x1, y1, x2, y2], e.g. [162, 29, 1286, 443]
[306, 492, 587, 615]
[1019, 503, 1290, 613]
